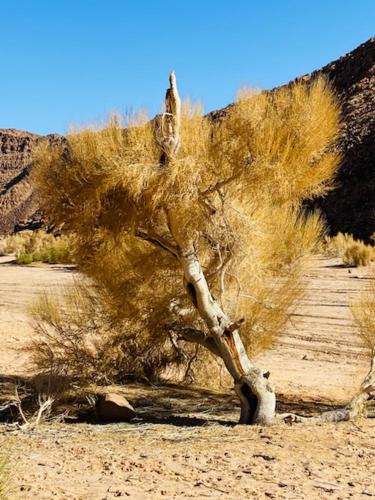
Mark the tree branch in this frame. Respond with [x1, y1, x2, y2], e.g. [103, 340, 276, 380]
[136, 228, 178, 258]
[169, 325, 220, 357]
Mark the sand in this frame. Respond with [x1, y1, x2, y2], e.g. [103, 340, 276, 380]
[0, 255, 374, 499]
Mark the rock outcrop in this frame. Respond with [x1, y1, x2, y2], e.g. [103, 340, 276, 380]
[0, 129, 47, 234]
[0, 129, 64, 234]
[301, 37, 375, 241]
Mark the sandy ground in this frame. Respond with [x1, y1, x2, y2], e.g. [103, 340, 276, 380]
[0, 255, 374, 499]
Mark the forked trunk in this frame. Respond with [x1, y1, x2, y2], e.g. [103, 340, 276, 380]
[171, 236, 276, 425]
[156, 71, 275, 424]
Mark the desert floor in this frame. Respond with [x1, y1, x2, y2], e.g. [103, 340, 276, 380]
[0, 255, 374, 499]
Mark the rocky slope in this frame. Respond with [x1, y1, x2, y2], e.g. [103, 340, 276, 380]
[0, 129, 44, 234]
[0, 37, 374, 237]
[303, 37, 375, 241]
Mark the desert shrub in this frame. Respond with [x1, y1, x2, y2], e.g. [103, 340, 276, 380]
[16, 253, 34, 265]
[322, 232, 355, 257]
[31, 76, 341, 404]
[343, 241, 375, 267]
[352, 283, 375, 355]
[29, 282, 199, 385]
[322, 232, 375, 266]
[2, 230, 74, 265]
[0, 240, 8, 257]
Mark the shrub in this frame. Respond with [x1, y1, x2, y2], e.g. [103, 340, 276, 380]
[29, 282, 197, 385]
[343, 242, 375, 267]
[0, 240, 7, 257]
[3, 230, 74, 265]
[323, 232, 375, 266]
[352, 284, 375, 354]
[322, 232, 355, 257]
[16, 253, 34, 265]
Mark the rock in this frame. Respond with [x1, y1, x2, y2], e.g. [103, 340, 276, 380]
[0, 129, 66, 235]
[96, 393, 136, 422]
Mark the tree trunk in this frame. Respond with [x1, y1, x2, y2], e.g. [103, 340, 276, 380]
[154, 71, 275, 424]
[171, 236, 276, 425]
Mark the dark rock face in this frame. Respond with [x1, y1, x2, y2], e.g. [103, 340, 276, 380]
[0, 129, 64, 234]
[0, 129, 43, 234]
[0, 38, 374, 238]
[303, 38, 375, 241]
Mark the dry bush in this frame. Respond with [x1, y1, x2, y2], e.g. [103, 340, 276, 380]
[1, 230, 73, 264]
[31, 78, 340, 378]
[352, 284, 375, 354]
[29, 281, 200, 385]
[343, 241, 375, 267]
[322, 232, 355, 257]
[322, 232, 375, 267]
[0, 240, 8, 257]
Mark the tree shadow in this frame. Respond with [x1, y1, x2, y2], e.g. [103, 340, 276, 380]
[0, 374, 346, 427]
[323, 263, 350, 269]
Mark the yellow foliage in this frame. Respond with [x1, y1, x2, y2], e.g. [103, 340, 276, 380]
[29, 282, 197, 383]
[0, 230, 73, 264]
[352, 281, 375, 353]
[32, 77, 340, 359]
[343, 242, 375, 267]
[323, 232, 375, 267]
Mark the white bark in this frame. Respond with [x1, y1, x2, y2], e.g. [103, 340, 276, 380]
[169, 233, 276, 424]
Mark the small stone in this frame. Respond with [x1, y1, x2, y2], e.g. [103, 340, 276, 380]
[96, 393, 136, 422]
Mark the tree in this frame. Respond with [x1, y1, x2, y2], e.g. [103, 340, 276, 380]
[33, 72, 342, 424]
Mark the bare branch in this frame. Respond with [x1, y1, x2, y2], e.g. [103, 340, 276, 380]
[136, 228, 178, 258]
[154, 71, 181, 163]
[169, 325, 220, 357]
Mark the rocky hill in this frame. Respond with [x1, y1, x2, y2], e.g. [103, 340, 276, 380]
[0, 129, 44, 234]
[0, 37, 374, 238]
[303, 37, 375, 241]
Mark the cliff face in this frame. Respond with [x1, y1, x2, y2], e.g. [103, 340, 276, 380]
[0, 129, 44, 234]
[0, 38, 374, 238]
[304, 37, 375, 241]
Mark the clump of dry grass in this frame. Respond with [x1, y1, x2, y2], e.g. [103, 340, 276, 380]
[343, 241, 375, 267]
[322, 232, 354, 257]
[0, 230, 73, 264]
[322, 232, 375, 267]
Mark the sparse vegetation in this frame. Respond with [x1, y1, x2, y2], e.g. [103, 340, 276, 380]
[0, 230, 73, 265]
[32, 74, 341, 424]
[349, 277, 375, 418]
[343, 241, 375, 267]
[323, 232, 375, 266]
[29, 282, 199, 385]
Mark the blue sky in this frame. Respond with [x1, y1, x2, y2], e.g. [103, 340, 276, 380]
[1, 0, 374, 135]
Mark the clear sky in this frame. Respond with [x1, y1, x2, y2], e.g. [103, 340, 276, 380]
[1, 0, 374, 135]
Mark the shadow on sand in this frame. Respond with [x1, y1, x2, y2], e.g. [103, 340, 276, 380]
[0, 374, 345, 427]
